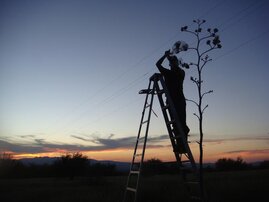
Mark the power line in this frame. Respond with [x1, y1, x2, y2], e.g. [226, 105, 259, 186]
[47, 2, 235, 136]
[57, 70, 153, 134]
[75, 96, 142, 133]
[45, 33, 178, 135]
[218, 0, 258, 29]
[47, 1, 230, 134]
[220, 0, 266, 32]
[198, 0, 227, 20]
[63, 1, 266, 135]
[89, 3, 269, 133]
[214, 29, 269, 61]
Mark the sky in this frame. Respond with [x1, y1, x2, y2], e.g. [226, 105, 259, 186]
[0, 0, 269, 163]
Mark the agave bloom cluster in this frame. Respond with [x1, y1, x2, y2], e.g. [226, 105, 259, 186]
[171, 40, 189, 54]
[180, 19, 222, 50]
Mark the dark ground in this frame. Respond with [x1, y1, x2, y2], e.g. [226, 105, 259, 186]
[0, 169, 268, 202]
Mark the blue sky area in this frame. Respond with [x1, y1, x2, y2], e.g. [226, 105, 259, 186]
[0, 0, 269, 162]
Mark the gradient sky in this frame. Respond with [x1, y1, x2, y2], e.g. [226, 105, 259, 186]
[1, 0, 269, 162]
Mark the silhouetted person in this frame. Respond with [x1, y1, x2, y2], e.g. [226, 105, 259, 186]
[156, 50, 190, 136]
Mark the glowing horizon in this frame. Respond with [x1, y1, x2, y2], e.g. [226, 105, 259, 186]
[1, 1, 269, 165]
[4, 136, 269, 163]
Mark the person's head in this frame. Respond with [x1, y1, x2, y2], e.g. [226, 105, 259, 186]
[168, 55, 179, 70]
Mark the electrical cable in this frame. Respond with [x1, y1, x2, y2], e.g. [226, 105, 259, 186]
[47, 1, 257, 137]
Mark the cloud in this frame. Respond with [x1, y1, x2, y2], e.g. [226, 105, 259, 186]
[218, 149, 269, 162]
[0, 134, 169, 155]
[203, 136, 269, 145]
[225, 149, 269, 155]
[20, 135, 36, 139]
[71, 134, 169, 148]
[70, 135, 92, 142]
[108, 134, 115, 139]
[0, 140, 44, 153]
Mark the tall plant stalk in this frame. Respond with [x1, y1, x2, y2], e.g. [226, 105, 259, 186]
[180, 19, 222, 201]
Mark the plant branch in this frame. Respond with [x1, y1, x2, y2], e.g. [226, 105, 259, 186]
[200, 35, 213, 42]
[200, 47, 216, 57]
[201, 90, 213, 99]
[193, 113, 200, 120]
[186, 98, 199, 107]
[202, 104, 209, 114]
[190, 76, 200, 87]
[200, 58, 212, 71]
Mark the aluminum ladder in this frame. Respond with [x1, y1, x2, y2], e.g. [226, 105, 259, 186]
[123, 73, 202, 202]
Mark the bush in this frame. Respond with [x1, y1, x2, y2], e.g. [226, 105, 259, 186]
[54, 152, 89, 180]
[259, 160, 269, 169]
[215, 157, 248, 171]
[0, 153, 25, 178]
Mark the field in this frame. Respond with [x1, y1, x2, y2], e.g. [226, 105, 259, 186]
[0, 169, 268, 202]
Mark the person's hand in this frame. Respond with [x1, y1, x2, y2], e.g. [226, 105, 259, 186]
[164, 50, 170, 57]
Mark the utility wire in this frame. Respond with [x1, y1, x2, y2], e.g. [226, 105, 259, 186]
[220, 0, 266, 32]
[46, 33, 178, 135]
[78, 19, 269, 135]
[47, 0, 229, 135]
[214, 29, 269, 61]
[48, 1, 239, 136]
[58, 70, 153, 134]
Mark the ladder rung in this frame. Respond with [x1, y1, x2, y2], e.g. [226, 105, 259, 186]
[190, 196, 202, 200]
[162, 105, 169, 110]
[134, 153, 142, 157]
[145, 104, 151, 108]
[181, 160, 190, 163]
[139, 89, 152, 94]
[180, 167, 190, 171]
[130, 171, 140, 174]
[157, 89, 164, 94]
[138, 136, 145, 141]
[126, 187, 137, 192]
[167, 120, 175, 125]
[172, 135, 181, 139]
[142, 120, 148, 125]
[186, 181, 199, 185]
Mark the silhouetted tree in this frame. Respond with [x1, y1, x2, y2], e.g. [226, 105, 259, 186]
[179, 19, 222, 201]
[215, 157, 248, 171]
[90, 163, 117, 176]
[55, 152, 89, 180]
[143, 158, 164, 176]
[259, 160, 269, 169]
[0, 153, 25, 178]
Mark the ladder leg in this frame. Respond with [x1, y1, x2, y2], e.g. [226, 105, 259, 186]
[124, 73, 203, 202]
[123, 79, 156, 202]
[155, 74, 203, 201]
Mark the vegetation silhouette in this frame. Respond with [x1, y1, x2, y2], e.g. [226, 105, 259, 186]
[259, 160, 269, 169]
[179, 20, 222, 201]
[0, 152, 118, 179]
[215, 157, 249, 171]
[1, 153, 269, 201]
[54, 152, 88, 180]
[1, 153, 268, 179]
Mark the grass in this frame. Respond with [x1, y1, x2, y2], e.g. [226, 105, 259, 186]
[0, 169, 268, 202]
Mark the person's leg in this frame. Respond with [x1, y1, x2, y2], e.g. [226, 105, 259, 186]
[176, 100, 189, 136]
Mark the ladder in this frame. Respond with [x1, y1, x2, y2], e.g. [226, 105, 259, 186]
[123, 73, 202, 202]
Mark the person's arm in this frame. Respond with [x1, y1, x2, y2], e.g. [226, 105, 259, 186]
[156, 50, 170, 73]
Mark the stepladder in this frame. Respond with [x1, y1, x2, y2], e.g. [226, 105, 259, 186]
[123, 73, 203, 202]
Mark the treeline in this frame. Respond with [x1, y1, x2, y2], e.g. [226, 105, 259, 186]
[1, 153, 269, 179]
[0, 152, 119, 179]
[142, 157, 269, 175]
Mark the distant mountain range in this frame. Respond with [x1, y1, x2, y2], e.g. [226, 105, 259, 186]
[18, 157, 265, 172]
[18, 157, 213, 172]
[19, 157, 131, 172]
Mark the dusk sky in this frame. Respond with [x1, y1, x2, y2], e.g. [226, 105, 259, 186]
[1, 0, 269, 162]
